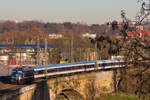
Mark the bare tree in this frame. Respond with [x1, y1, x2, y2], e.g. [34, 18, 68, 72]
[136, 0, 150, 24]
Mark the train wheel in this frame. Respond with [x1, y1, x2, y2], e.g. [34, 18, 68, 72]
[17, 80, 24, 85]
[28, 78, 34, 84]
[11, 79, 17, 85]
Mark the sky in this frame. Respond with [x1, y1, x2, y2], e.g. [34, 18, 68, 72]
[0, 0, 140, 24]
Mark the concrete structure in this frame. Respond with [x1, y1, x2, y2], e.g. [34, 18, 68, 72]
[49, 34, 63, 39]
[82, 33, 96, 39]
[1, 69, 121, 100]
[0, 55, 9, 65]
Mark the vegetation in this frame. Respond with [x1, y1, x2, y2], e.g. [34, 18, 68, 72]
[0, 7, 150, 98]
[96, 94, 144, 100]
[0, 20, 117, 44]
[87, 35, 150, 99]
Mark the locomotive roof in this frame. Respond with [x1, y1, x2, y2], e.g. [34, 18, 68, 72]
[0, 44, 55, 49]
[23, 60, 94, 71]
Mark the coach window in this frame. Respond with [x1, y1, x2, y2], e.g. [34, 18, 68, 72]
[37, 70, 44, 74]
[34, 71, 38, 75]
[47, 69, 52, 73]
[58, 67, 64, 71]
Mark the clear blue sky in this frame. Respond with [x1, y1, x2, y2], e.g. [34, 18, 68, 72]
[0, 0, 139, 24]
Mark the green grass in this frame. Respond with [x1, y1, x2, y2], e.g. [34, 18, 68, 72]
[95, 95, 144, 100]
[105, 95, 141, 100]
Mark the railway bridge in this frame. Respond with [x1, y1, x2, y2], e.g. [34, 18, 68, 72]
[0, 68, 122, 100]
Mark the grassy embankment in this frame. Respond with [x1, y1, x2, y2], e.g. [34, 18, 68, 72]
[95, 94, 149, 100]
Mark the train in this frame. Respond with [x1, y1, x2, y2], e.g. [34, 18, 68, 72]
[11, 59, 124, 84]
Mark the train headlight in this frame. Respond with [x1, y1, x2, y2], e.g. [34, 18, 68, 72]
[18, 75, 21, 80]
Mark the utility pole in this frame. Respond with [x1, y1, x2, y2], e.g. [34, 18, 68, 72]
[20, 49, 22, 67]
[80, 48, 82, 61]
[86, 48, 90, 61]
[70, 36, 74, 62]
[94, 40, 99, 70]
[95, 40, 98, 61]
[44, 38, 48, 79]
[37, 36, 40, 65]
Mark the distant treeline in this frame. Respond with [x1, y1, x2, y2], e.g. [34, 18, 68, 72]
[0, 20, 120, 44]
[1, 20, 122, 35]
[0, 21, 109, 34]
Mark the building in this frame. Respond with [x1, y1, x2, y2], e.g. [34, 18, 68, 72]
[49, 34, 63, 39]
[126, 30, 150, 37]
[82, 33, 96, 39]
[0, 55, 9, 65]
[0, 44, 55, 66]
